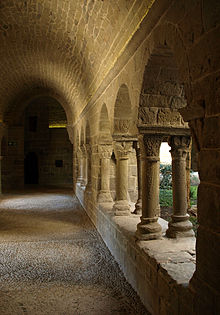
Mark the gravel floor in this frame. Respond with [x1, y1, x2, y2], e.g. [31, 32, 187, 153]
[0, 187, 149, 315]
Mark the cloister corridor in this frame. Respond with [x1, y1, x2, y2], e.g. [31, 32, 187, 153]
[0, 187, 148, 315]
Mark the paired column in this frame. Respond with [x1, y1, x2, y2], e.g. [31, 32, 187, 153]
[113, 141, 132, 216]
[166, 136, 194, 238]
[136, 134, 162, 240]
[133, 141, 142, 214]
[98, 145, 113, 203]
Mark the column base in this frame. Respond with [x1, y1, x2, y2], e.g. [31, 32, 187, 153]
[80, 180, 86, 188]
[77, 177, 84, 184]
[98, 191, 113, 203]
[166, 214, 195, 238]
[132, 199, 142, 215]
[85, 183, 92, 194]
[113, 200, 131, 216]
[135, 217, 162, 240]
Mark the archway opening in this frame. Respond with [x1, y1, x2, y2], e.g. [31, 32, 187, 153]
[23, 96, 73, 188]
[139, 43, 197, 236]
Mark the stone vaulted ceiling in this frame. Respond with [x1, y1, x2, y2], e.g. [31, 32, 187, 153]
[0, 0, 154, 124]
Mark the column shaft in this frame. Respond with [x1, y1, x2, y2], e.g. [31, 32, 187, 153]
[116, 158, 128, 200]
[85, 145, 92, 192]
[101, 158, 110, 191]
[113, 141, 132, 216]
[136, 134, 162, 240]
[166, 136, 194, 238]
[133, 142, 142, 214]
[98, 145, 113, 202]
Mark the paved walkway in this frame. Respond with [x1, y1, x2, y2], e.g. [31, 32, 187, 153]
[0, 188, 149, 315]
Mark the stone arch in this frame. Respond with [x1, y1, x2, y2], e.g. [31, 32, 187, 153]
[137, 35, 195, 241]
[113, 84, 133, 135]
[5, 87, 74, 128]
[138, 43, 189, 131]
[149, 23, 191, 86]
[99, 104, 112, 143]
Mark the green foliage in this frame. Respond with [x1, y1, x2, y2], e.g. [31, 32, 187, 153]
[190, 186, 198, 200]
[159, 189, 173, 207]
[160, 164, 172, 189]
[160, 186, 198, 237]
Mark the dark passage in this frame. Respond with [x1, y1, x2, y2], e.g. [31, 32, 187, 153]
[24, 152, 39, 184]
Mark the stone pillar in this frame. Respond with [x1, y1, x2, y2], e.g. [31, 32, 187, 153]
[81, 145, 87, 187]
[98, 145, 113, 203]
[188, 116, 219, 311]
[166, 136, 194, 238]
[186, 140, 192, 209]
[85, 144, 92, 192]
[133, 141, 142, 214]
[136, 134, 162, 240]
[113, 141, 132, 216]
[77, 149, 84, 184]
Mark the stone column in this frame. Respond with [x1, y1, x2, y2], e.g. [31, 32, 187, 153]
[136, 134, 162, 240]
[186, 140, 192, 209]
[133, 141, 142, 214]
[113, 141, 132, 216]
[166, 136, 194, 238]
[98, 145, 113, 203]
[77, 149, 84, 184]
[72, 152, 78, 194]
[85, 144, 92, 192]
[81, 145, 87, 187]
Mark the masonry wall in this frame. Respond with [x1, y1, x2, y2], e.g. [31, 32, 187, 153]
[40, 128, 73, 186]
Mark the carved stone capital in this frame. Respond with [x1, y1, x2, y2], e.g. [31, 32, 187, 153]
[168, 136, 191, 159]
[77, 149, 82, 159]
[91, 144, 99, 154]
[114, 119, 131, 134]
[139, 134, 163, 158]
[113, 141, 132, 160]
[98, 145, 113, 159]
[85, 144, 92, 156]
[80, 145, 87, 157]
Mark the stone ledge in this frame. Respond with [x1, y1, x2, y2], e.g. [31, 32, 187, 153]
[96, 203, 196, 314]
[100, 203, 196, 281]
[76, 184, 197, 314]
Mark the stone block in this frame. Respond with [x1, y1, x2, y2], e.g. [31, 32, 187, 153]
[198, 183, 220, 231]
[188, 27, 220, 81]
[196, 228, 220, 291]
[178, 1, 203, 48]
[202, 116, 220, 148]
[203, 0, 220, 32]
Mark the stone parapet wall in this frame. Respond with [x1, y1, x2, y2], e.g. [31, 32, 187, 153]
[76, 186, 196, 315]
